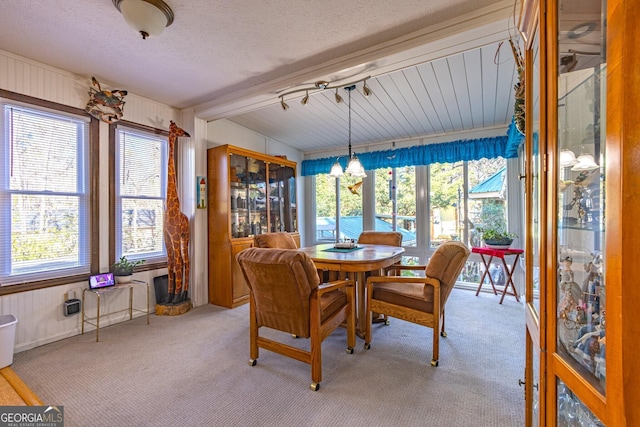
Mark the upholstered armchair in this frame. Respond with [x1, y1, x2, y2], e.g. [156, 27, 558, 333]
[253, 232, 298, 249]
[236, 248, 356, 391]
[357, 231, 403, 247]
[357, 231, 403, 324]
[364, 241, 470, 367]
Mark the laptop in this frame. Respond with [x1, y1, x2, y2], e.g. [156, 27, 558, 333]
[88, 272, 116, 290]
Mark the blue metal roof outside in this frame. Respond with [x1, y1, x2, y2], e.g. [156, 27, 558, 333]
[316, 216, 416, 245]
[469, 167, 506, 199]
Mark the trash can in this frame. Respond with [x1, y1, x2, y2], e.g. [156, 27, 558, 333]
[0, 314, 17, 369]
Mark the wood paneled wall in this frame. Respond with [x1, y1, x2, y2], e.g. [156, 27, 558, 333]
[0, 49, 188, 352]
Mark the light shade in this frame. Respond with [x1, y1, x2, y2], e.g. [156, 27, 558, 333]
[345, 155, 367, 177]
[571, 153, 599, 171]
[329, 161, 344, 177]
[113, 0, 174, 39]
[559, 149, 578, 167]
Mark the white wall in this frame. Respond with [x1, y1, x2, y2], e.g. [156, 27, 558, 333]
[207, 119, 307, 246]
[0, 50, 199, 352]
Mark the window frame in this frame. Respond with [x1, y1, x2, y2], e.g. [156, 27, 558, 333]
[310, 157, 511, 266]
[0, 89, 99, 295]
[109, 121, 169, 272]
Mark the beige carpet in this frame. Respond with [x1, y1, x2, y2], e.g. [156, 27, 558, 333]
[11, 288, 525, 427]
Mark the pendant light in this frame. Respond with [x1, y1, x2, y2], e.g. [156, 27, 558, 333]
[329, 85, 366, 178]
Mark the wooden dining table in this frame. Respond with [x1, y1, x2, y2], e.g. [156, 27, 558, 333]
[299, 243, 405, 337]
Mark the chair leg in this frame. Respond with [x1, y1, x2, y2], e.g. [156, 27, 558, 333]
[346, 285, 356, 353]
[431, 288, 441, 367]
[431, 323, 439, 367]
[310, 329, 322, 391]
[440, 308, 447, 338]
[364, 284, 372, 350]
[249, 297, 259, 366]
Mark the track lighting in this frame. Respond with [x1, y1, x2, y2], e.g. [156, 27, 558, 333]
[280, 96, 289, 111]
[277, 76, 373, 109]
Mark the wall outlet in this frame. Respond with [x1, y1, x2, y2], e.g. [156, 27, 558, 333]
[63, 299, 81, 316]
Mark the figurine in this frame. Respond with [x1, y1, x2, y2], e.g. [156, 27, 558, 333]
[572, 312, 606, 378]
[582, 251, 603, 316]
[557, 256, 584, 353]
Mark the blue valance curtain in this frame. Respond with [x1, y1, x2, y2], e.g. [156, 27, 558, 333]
[301, 124, 521, 176]
[504, 117, 525, 158]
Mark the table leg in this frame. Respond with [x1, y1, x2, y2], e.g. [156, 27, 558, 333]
[499, 254, 521, 304]
[146, 282, 150, 325]
[129, 287, 133, 320]
[96, 294, 101, 342]
[356, 271, 367, 338]
[81, 289, 86, 335]
[476, 254, 498, 296]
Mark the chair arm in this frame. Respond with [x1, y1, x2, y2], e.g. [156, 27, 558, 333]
[318, 279, 354, 295]
[382, 264, 427, 274]
[366, 275, 440, 289]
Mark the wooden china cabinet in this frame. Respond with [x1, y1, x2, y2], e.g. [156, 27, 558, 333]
[519, 0, 640, 425]
[207, 145, 299, 308]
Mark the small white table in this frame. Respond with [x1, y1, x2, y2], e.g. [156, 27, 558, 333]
[81, 280, 150, 342]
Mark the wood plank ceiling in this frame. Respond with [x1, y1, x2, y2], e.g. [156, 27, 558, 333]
[228, 40, 518, 154]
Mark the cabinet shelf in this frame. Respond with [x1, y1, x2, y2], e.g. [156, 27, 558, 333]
[559, 224, 604, 232]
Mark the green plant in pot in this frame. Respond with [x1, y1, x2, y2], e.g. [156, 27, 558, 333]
[112, 256, 145, 283]
[479, 227, 518, 249]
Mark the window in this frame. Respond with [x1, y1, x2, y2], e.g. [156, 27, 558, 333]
[314, 174, 338, 241]
[0, 99, 93, 286]
[112, 124, 167, 265]
[314, 173, 363, 242]
[374, 166, 417, 246]
[311, 156, 510, 286]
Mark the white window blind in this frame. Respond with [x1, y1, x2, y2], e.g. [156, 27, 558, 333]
[0, 102, 91, 285]
[115, 126, 167, 264]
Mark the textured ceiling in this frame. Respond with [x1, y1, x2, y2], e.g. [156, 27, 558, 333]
[0, 0, 522, 153]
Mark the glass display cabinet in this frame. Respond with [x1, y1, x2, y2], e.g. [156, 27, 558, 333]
[207, 145, 298, 308]
[521, 0, 640, 425]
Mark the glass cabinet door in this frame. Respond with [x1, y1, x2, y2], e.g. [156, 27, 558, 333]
[520, 0, 543, 423]
[268, 163, 296, 233]
[554, 0, 606, 417]
[524, 22, 543, 426]
[229, 154, 267, 238]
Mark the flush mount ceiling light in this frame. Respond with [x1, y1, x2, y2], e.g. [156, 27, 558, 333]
[329, 85, 366, 178]
[113, 0, 174, 40]
[567, 22, 597, 39]
[278, 76, 373, 110]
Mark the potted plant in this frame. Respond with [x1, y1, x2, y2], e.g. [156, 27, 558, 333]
[478, 227, 518, 249]
[111, 256, 145, 284]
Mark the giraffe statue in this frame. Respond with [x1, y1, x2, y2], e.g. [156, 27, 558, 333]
[163, 121, 191, 304]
